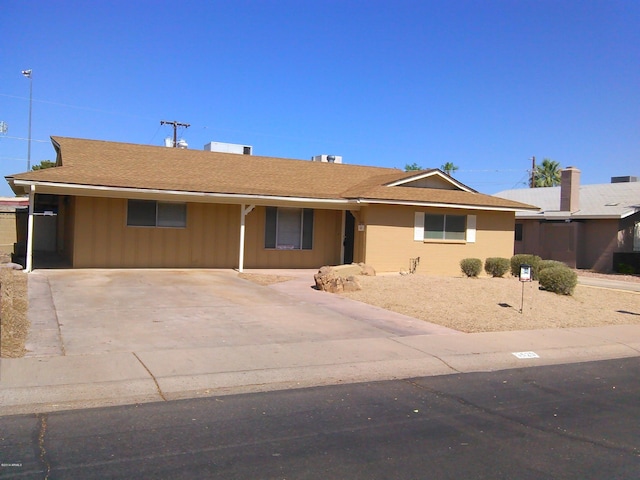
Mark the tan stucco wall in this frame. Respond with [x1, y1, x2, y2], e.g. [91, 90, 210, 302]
[0, 212, 17, 254]
[362, 205, 515, 275]
[71, 197, 343, 269]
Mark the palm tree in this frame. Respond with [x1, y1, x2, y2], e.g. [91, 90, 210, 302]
[441, 162, 459, 176]
[534, 158, 561, 187]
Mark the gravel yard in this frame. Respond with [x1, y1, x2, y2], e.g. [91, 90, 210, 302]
[338, 273, 640, 333]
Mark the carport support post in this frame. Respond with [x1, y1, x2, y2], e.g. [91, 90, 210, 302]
[26, 184, 35, 273]
[238, 204, 255, 273]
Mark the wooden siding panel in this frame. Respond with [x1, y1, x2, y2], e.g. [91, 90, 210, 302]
[73, 197, 240, 268]
[243, 207, 342, 268]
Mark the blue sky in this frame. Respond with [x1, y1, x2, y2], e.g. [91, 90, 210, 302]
[1, 0, 638, 197]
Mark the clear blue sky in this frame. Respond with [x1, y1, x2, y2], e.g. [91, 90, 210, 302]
[1, 0, 638, 197]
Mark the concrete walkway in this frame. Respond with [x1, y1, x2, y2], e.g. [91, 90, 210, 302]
[1, 269, 639, 416]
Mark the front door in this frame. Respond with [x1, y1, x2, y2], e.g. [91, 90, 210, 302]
[343, 211, 355, 264]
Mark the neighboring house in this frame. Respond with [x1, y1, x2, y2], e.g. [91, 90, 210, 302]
[495, 167, 640, 273]
[6, 137, 536, 274]
[0, 197, 29, 254]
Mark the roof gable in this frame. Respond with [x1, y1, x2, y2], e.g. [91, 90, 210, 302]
[385, 170, 475, 192]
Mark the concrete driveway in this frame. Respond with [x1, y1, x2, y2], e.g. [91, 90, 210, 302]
[27, 269, 454, 357]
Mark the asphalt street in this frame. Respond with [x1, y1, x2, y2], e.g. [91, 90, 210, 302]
[1, 357, 639, 479]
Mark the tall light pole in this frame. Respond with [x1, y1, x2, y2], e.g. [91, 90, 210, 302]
[22, 69, 33, 171]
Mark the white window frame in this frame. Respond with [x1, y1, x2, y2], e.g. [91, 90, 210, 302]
[414, 212, 476, 243]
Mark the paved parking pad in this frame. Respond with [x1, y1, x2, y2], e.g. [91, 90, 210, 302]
[29, 269, 451, 357]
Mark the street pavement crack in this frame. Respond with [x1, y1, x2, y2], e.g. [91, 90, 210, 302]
[133, 352, 167, 401]
[35, 413, 51, 479]
[45, 276, 66, 356]
[388, 337, 462, 373]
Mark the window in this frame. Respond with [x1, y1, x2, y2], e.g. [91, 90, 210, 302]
[265, 207, 313, 250]
[414, 212, 476, 243]
[515, 223, 523, 242]
[424, 214, 466, 240]
[127, 200, 186, 228]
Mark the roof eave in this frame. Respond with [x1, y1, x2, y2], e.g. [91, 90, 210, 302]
[10, 180, 358, 210]
[356, 197, 534, 212]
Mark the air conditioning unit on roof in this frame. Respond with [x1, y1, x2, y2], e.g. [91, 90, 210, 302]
[311, 154, 342, 164]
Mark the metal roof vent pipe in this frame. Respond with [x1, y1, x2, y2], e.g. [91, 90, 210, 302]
[560, 166, 580, 212]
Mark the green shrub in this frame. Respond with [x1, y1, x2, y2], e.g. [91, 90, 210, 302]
[617, 263, 636, 275]
[538, 266, 578, 295]
[484, 257, 510, 277]
[460, 258, 482, 277]
[510, 254, 542, 279]
[538, 260, 566, 272]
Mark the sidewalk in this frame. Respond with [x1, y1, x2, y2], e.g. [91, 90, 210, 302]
[1, 270, 639, 416]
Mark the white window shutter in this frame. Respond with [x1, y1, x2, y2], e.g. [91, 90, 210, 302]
[467, 215, 476, 243]
[414, 212, 424, 241]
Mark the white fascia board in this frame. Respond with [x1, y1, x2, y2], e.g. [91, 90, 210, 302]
[386, 170, 474, 192]
[357, 198, 531, 212]
[11, 180, 357, 210]
[516, 213, 625, 220]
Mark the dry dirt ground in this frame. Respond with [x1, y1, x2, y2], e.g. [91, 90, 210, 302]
[239, 270, 640, 333]
[338, 273, 640, 333]
[0, 268, 29, 358]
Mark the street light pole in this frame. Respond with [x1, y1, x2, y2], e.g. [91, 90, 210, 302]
[22, 69, 33, 171]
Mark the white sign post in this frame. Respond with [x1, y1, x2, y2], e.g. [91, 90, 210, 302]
[519, 264, 532, 313]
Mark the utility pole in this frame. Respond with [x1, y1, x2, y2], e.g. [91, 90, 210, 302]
[160, 120, 190, 147]
[22, 69, 33, 170]
[529, 156, 536, 188]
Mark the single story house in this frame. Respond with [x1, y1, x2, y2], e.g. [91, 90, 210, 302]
[495, 167, 640, 273]
[6, 137, 537, 274]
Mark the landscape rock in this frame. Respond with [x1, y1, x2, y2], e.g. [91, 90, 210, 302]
[314, 265, 366, 293]
[358, 263, 376, 276]
[0, 262, 24, 271]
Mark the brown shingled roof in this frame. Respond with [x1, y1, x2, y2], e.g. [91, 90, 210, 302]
[7, 137, 537, 211]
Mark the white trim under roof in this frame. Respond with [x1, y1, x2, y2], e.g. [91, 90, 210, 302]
[357, 198, 534, 212]
[516, 210, 639, 220]
[10, 180, 357, 210]
[385, 170, 474, 192]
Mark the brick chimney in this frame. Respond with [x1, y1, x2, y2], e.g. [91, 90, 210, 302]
[560, 166, 580, 212]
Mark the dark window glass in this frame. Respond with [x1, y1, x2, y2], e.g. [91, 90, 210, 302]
[424, 214, 466, 240]
[127, 200, 156, 227]
[515, 223, 523, 242]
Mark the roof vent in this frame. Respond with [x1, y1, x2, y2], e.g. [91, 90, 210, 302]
[204, 142, 252, 155]
[311, 154, 342, 164]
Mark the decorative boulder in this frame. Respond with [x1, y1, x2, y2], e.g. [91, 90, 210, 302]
[314, 265, 365, 293]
